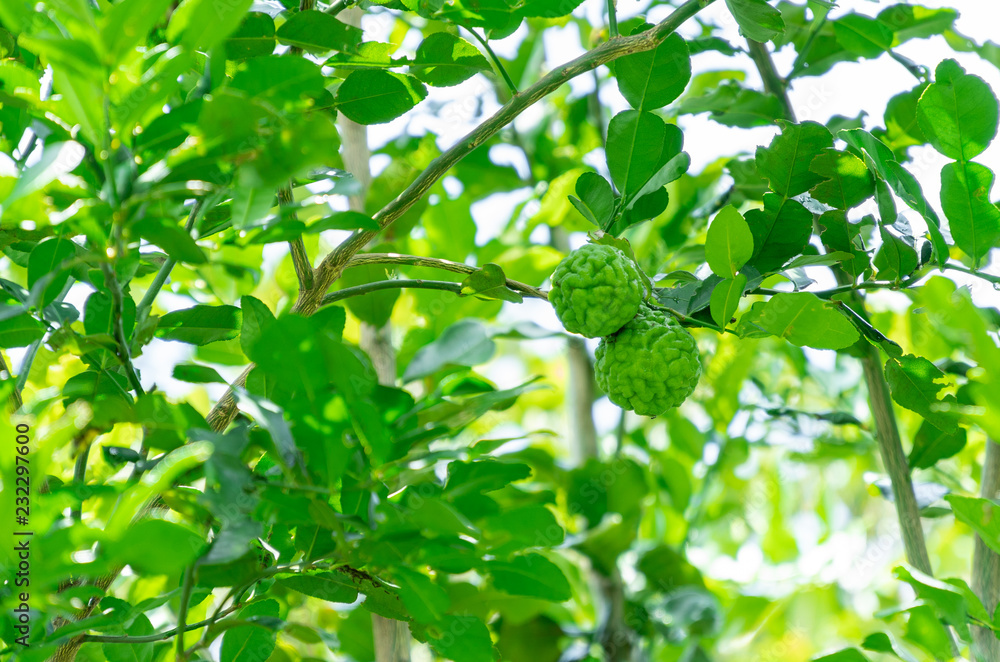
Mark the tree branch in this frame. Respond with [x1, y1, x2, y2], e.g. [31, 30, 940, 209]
[204, 0, 714, 461]
[295, 0, 716, 318]
[746, 39, 795, 121]
[345, 253, 548, 299]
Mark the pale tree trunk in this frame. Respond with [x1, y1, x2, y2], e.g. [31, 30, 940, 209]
[338, 9, 411, 658]
[973, 438, 1000, 661]
[552, 228, 633, 661]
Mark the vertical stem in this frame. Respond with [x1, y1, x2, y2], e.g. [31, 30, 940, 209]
[607, 0, 619, 38]
[860, 344, 932, 573]
[339, 8, 411, 659]
[70, 442, 91, 523]
[463, 28, 518, 97]
[175, 564, 195, 662]
[744, 37, 956, 652]
[973, 438, 1000, 660]
[745, 39, 794, 120]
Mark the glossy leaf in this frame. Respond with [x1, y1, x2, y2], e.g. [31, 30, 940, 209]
[705, 206, 753, 279]
[335, 70, 428, 125]
[884, 354, 959, 432]
[939, 160, 1000, 265]
[724, 0, 785, 42]
[615, 30, 691, 111]
[412, 32, 491, 87]
[755, 293, 860, 350]
[275, 10, 362, 54]
[756, 120, 833, 196]
[916, 59, 999, 161]
[155, 305, 242, 345]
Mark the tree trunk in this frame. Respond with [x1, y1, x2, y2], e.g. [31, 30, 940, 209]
[973, 438, 1000, 661]
[337, 12, 412, 655]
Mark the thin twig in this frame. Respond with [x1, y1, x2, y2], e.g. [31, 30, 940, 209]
[464, 27, 518, 96]
[136, 198, 206, 322]
[606, 0, 618, 38]
[746, 39, 794, 120]
[344, 253, 548, 299]
[78, 601, 250, 645]
[175, 565, 195, 661]
[101, 261, 144, 395]
[786, 15, 827, 80]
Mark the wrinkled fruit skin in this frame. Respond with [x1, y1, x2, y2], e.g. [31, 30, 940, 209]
[549, 244, 644, 338]
[595, 306, 701, 416]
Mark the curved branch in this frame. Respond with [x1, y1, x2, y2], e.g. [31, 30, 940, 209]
[296, 0, 716, 317]
[322, 277, 548, 306]
[206, 0, 714, 449]
[344, 253, 548, 300]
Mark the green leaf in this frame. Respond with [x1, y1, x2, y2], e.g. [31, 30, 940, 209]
[156, 305, 242, 345]
[394, 568, 450, 624]
[705, 205, 753, 279]
[615, 30, 691, 111]
[909, 420, 967, 469]
[335, 70, 428, 125]
[808, 149, 875, 209]
[228, 55, 328, 108]
[677, 80, 785, 128]
[133, 218, 207, 264]
[104, 519, 205, 575]
[483, 504, 564, 552]
[220, 599, 280, 662]
[884, 354, 958, 431]
[224, 12, 276, 60]
[276, 571, 360, 603]
[4, 141, 84, 206]
[403, 319, 495, 381]
[0, 313, 45, 347]
[781, 251, 855, 270]
[606, 110, 673, 197]
[275, 9, 363, 54]
[167, 0, 253, 52]
[948, 493, 1000, 555]
[426, 614, 497, 662]
[756, 293, 860, 350]
[812, 650, 870, 662]
[488, 553, 572, 601]
[102, 614, 154, 662]
[833, 14, 893, 58]
[571, 172, 615, 228]
[625, 151, 689, 209]
[872, 226, 918, 281]
[27, 237, 76, 308]
[240, 295, 276, 361]
[411, 32, 491, 87]
[916, 59, 999, 161]
[306, 211, 381, 232]
[460, 264, 523, 303]
[445, 459, 532, 497]
[84, 290, 136, 338]
[893, 566, 973, 640]
[339, 263, 400, 327]
[745, 194, 812, 273]
[724, 0, 785, 42]
[939, 160, 1000, 265]
[755, 120, 833, 197]
[710, 274, 747, 329]
[172, 363, 225, 384]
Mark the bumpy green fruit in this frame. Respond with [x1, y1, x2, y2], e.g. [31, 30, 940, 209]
[549, 243, 644, 338]
[595, 305, 701, 416]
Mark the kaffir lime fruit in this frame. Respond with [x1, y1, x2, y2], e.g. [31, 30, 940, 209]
[549, 243, 644, 338]
[594, 305, 701, 416]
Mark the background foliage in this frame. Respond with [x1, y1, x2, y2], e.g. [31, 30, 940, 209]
[1, 0, 1000, 661]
